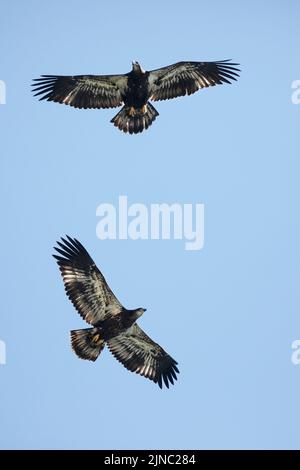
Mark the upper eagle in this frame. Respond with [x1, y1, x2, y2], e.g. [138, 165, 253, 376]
[53, 236, 179, 388]
[32, 59, 240, 134]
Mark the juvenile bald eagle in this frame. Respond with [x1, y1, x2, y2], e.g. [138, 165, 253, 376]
[32, 59, 240, 134]
[53, 236, 179, 388]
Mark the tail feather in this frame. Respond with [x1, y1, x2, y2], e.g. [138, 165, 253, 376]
[70, 328, 105, 361]
[111, 102, 159, 134]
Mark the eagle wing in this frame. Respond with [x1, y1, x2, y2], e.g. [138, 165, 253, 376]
[107, 323, 179, 388]
[53, 236, 123, 325]
[148, 60, 240, 101]
[32, 74, 127, 109]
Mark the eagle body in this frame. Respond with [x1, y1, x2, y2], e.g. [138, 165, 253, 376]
[32, 59, 240, 134]
[124, 65, 149, 108]
[94, 308, 144, 340]
[53, 236, 179, 388]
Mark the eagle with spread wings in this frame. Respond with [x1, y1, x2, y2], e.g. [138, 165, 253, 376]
[32, 59, 240, 134]
[53, 236, 179, 388]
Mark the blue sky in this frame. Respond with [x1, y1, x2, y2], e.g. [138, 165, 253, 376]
[1, 0, 300, 449]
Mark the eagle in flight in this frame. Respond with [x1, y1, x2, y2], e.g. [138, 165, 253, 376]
[32, 59, 240, 134]
[53, 236, 179, 388]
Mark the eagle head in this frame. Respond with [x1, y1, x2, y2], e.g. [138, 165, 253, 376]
[136, 307, 147, 317]
[132, 61, 144, 73]
[128, 307, 147, 321]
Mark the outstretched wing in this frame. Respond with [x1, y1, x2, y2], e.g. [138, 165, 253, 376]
[53, 236, 123, 325]
[148, 60, 240, 101]
[107, 324, 179, 388]
[32, 74, 127, 109]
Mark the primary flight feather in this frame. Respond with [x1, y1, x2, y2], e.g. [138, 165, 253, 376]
[33, 59, 240, 134]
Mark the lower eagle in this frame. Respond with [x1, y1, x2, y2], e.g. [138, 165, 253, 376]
[53, 236, 179, 388]
[32, 59, 240, 134]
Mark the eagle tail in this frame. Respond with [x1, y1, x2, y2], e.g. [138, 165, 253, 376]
[110, 103, 159, 134]
[70, 328, 105, 361]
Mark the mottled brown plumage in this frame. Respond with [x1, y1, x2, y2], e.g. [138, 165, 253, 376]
[53, 236, 179, 388]
[32, 59, 240, 134]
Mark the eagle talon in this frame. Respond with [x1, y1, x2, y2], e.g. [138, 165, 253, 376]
[128, 107, 136, 117]
[92, 334, 100, 344]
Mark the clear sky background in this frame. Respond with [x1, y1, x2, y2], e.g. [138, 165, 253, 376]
[1, 0, 300, 450]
